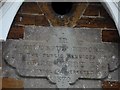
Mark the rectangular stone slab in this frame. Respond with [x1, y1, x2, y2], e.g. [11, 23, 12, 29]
[2, 26, 120, 88]
[24, 26, 102, 42]
[2, 25, 120, 88]
[24, 26, 120, 71]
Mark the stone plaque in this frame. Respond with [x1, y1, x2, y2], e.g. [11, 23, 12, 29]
[24, 26, 102, 42]
[3, 26, 120, 88]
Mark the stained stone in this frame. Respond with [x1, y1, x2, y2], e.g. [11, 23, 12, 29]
[24, 26, 102, 42]
[3, 40, 119, 88]
[105, 68, 120, 81]
[69, 80, 102, 88]
[2, 26, 120, 88]
[23, 78, 56, 88]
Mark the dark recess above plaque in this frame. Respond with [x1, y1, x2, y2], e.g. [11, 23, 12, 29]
[51, 2, 73, 15]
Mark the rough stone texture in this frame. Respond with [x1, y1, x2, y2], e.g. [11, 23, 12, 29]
[2, 26, 120, 88]
[23, 79, 103, 88]
[105, 68, 120, 81]
[4, 2, 120, 89]
[24, 26, 102, 42]
[40, 2, 88, 27]
[70, 80, 102, 88]
[23, 78, 56, 88]
[3, 40, 111, 77]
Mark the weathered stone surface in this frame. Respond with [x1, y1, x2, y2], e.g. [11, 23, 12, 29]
[105, 68, 120, 81]
[40, 2, 88, 27]
[3, 26, 120, 88]
[24, 26, 119, 71]
[69, 80, 102, 88]
[23, 78, 56, 88]
[24, 26, 102, 42]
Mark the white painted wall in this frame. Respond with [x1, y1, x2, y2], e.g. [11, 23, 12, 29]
[0, 0, 24, 40]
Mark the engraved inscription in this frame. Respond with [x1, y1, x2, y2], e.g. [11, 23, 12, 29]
[3, 40, 119, 83]
[3, 26, 119, 88]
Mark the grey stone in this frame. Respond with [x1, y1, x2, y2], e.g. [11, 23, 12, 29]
[105, 67, 120, 81]
[3, 39, 119, 88]
[2, 26, 120, 88]
[23, 78, 56, 88]
[24, 26, 102, 42]
[69, 80, 102, 88]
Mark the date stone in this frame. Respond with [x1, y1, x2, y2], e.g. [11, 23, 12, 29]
[3, 26, 120, 88]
